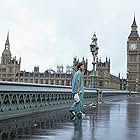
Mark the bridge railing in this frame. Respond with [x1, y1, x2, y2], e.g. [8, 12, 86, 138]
[0, 81, 138, 120]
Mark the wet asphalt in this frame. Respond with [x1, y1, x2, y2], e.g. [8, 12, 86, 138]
[1, 95, 140, 140]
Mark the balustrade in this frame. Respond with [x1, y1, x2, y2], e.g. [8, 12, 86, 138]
[0, 81, 138, 120]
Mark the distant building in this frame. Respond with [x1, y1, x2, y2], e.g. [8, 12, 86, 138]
[0, 32, 126, 89]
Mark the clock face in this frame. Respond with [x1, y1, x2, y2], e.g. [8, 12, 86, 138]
[129, 43, 137, 50]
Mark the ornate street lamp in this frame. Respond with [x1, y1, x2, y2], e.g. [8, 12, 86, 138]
[126, 70, 131, 91]
[90, 33, 99, 88]
[126, 71, 129, 91]
[136, 78, 138, 92]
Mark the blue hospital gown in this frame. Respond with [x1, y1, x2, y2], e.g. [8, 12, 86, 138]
[70, 70, 84, 114]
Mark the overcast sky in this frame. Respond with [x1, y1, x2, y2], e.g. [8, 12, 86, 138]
[0, 0, 139, 78]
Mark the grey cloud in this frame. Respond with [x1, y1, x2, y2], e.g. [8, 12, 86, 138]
[0, 0, 140, 77]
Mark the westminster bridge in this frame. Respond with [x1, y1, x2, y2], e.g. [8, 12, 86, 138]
[0, 81, 140, 140]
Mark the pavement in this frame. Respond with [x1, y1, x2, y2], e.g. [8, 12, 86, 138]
[1, 95, 140, 140]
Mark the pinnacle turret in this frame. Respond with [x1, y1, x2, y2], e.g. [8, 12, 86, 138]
[128, 16, 139, 39]
[5, 32, 10, 49]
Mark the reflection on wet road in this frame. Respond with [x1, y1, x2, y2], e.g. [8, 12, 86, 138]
[1, 96, 140, 140]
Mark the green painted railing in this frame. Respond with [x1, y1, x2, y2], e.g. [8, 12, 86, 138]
[0, 81, 138, 120]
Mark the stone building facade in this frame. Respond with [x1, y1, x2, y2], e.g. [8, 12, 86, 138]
[0, 32, 125, 89]
[127, 16, 140, 92]
[96, 57, 119, 89]
[0, 33, 21, 82]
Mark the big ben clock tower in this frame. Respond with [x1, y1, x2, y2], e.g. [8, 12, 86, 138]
[127, 16, 140, 92]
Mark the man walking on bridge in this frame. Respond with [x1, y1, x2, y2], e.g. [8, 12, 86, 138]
[69, 62, 85, 120]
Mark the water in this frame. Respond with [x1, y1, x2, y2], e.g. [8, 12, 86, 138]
[1, 96, 140, 140]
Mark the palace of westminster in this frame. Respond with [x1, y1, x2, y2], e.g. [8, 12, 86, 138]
[0, 17, 139, 92]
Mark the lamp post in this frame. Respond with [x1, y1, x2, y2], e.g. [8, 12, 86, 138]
[90, 33, 99, 88]
[136, 78, 138, 92]
[126, 70, 131, 91]
[126, 71, 129, 91]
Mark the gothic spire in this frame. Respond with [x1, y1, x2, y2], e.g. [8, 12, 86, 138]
[131, 15, 137, 28]
[1, 32, 11, 65]
[128, 16, 139, 39]
[5, 32, 10, 49]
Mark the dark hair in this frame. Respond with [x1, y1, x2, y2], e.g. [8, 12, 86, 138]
[77, 62, 84, 69]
